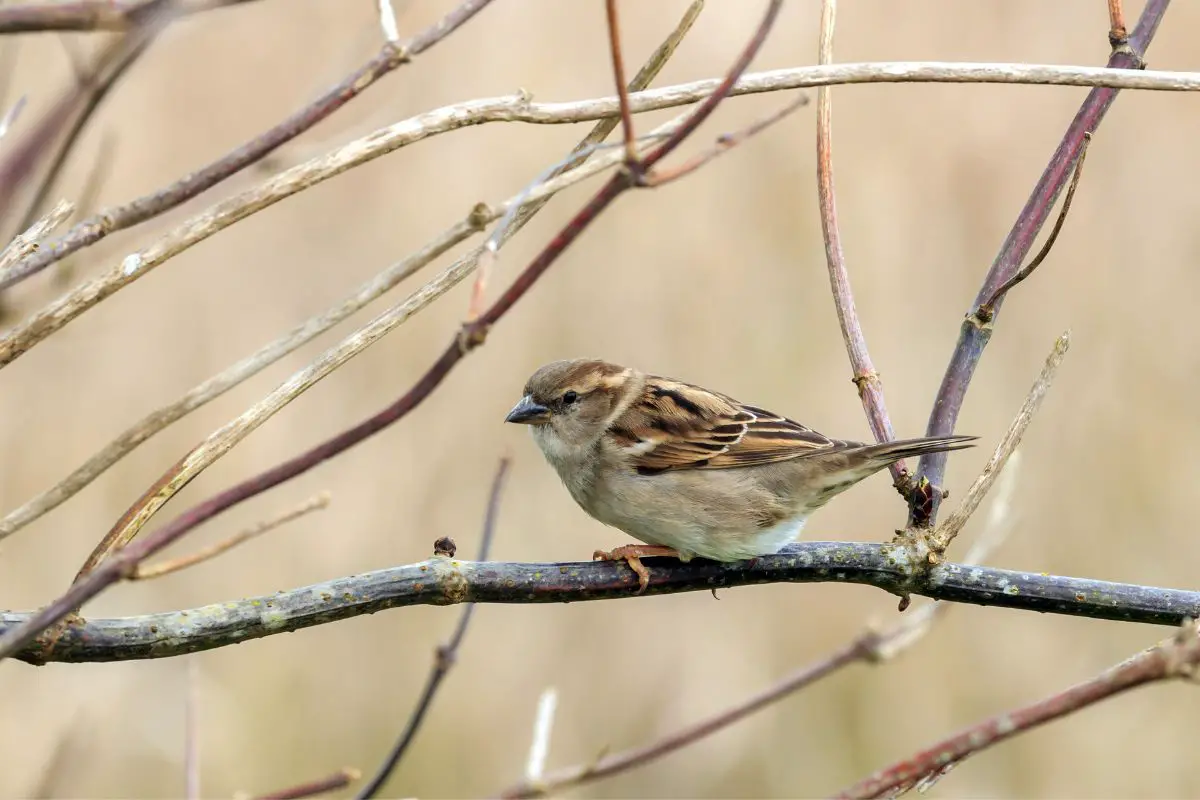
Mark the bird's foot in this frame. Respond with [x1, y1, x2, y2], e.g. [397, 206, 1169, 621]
[592, 544, 681, 594]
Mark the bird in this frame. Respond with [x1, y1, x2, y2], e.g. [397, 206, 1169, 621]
[505, 359, 976, 592]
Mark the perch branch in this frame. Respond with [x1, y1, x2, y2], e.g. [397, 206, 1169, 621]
[4, 59, 1200, 369]
[497, 488, 1020, 800]
[814, 0, 903, 494]
[355, 458, 510, 800]
[0, 0, 496, 292]
[912, 0, 1171, 525]
[836, 620, 1200, 799]
[4, 541, 1199, 665]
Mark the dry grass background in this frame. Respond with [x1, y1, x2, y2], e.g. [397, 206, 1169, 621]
[1, 0, 1198, 796]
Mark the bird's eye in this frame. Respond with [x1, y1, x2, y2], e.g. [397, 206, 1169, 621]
[562, 390, 578, 406]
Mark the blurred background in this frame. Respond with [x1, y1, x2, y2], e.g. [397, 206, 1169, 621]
[1, 0, 1198, 796]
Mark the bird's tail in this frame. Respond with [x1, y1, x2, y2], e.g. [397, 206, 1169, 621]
[852, 434, 977, 467]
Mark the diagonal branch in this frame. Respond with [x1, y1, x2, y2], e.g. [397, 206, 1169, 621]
[836, 621, 1200, 799]
[911, 0, 1171, 525]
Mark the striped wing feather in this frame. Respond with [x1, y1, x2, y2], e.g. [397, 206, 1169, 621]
[609, 378, 847, 474]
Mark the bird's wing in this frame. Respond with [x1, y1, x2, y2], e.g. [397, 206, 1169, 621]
[608, 377, 847, 475]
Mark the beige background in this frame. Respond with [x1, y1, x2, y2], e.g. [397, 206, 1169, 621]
[1, 0, 1198, 797]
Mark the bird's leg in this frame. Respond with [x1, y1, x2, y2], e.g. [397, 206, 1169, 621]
[592, 544, 681, 594]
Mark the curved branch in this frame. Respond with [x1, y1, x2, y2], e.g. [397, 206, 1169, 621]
[5, 541, 1197, 665]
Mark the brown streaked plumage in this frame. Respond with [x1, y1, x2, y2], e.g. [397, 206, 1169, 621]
[506, 359, 976, 592]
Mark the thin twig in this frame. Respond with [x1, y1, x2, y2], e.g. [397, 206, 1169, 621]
[0, 0, 497, 292]
[0, 0, 784, 662]
[814, 0, 904, 496]
[497, 465, 1022, 799]
[912, 0, 1170, 525]
[254, 768, 361, 800]
[638, 92, 808, 186]
[131, 492, 330, 580]
[354, 458, 510, 800]
[604, 0, 637, 167]
[836, 620, 1200, 800]
[12, 540, 1200, 665]
[932, 333, 1069, 553]
[977, 136, 1090, 316]
[376, 0, 399, 43]
[185, 657, 201, 800]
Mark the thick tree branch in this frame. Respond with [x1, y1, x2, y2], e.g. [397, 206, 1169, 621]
[4, 541, 1198, 665]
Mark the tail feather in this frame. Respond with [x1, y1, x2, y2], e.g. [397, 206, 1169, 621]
[852, 434, 977, 466]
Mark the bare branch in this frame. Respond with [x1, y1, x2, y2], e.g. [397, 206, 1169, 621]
[977, 135, 1091, 316]
[5, 541, 1198, 665]
[0, 199, 72, 274]
[0, 0, 497, 292]
[604, 0, 637, 166]
[836, 621, 1200, 799]
[815, 0, 905, 497]
[354, 458, 510, 800]
[131, 492, 330, 580]
[913, 0, 1170, 524]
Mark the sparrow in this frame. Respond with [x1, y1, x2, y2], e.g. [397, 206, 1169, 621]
[505, 359, 976, 592]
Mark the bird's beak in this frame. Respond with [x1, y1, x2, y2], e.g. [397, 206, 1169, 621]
[505, 395, 550, 425]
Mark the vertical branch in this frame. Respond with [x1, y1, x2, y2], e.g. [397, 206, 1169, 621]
[912, 0, 1170, 525]
[604, 0, 637, 166]
[814, 0, 905, 494]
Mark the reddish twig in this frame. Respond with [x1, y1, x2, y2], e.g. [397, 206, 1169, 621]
[911, 0, 1169, 526]
[604, 0, 637, 167]
[0, 0, 782, 664]
[836, 621, 1200, 799]
[0, 0, 497, 293]
[976, 135, 1090, 316]
[354, 458, 510, 800]
[255, 768, 361, 800]
[814, 0, 905, 497]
